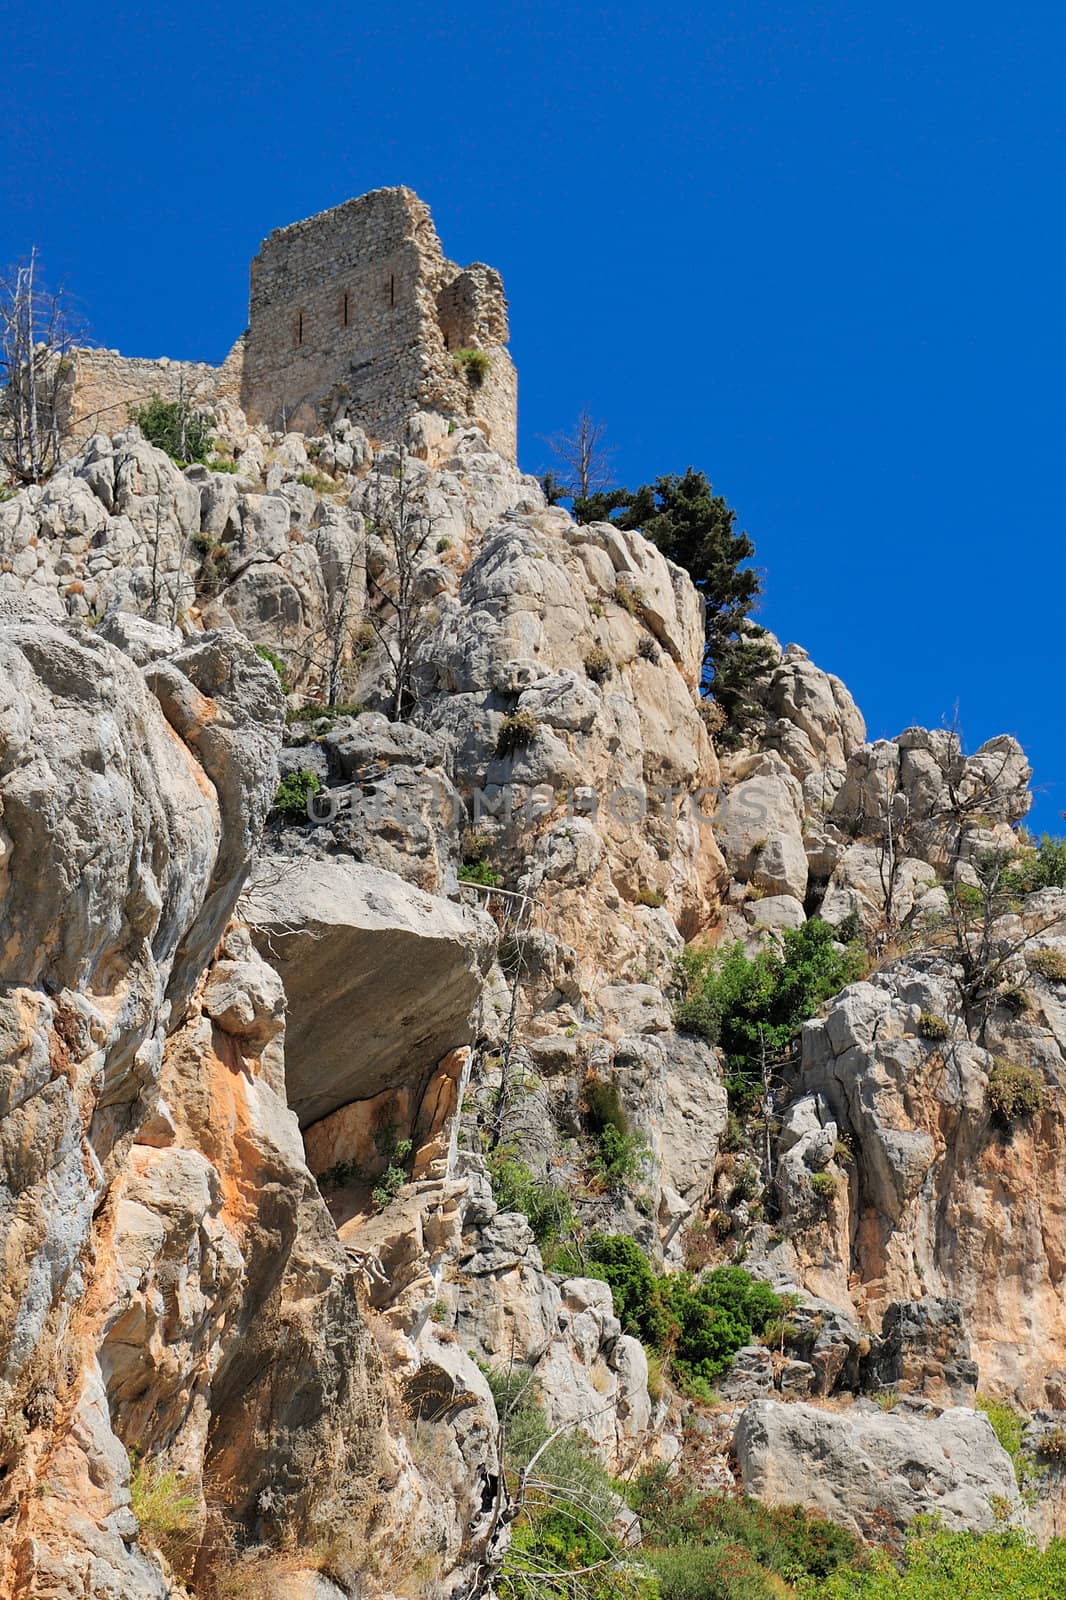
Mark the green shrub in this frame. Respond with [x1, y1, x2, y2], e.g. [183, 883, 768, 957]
[952, 881, 988, 919]
[1027, 947, 1066, 984]
[459, 860, 502, 887]
[272, 769, 320, 819]
[578, 1238, 782, 1396]
[649, 1542, 774, 1600]
[254, 644, 289, 692]
[579, 1234, 674, 1348]
[496, 710, 540, 757]
[631, 1468, 857, 1590]
[614, 581, 647, 616]
[285, 700, 364, 725]
[810, 1521, 1066, 1598]
[987, 1061, 1046, 1125]
[209, 455, 240, 474]
[637, 887, 666, 908]
[583, 1077, 648, 1192]
[674, 919, 865, 1108]
[1006, 834, 1066, 895]
[664, 1268, 782, 1396]
[487, 1151, 574, 1247]
[129, 396, 213, 464]
[488, 1370, 645, 1600]
[591, 1123, 649, 1191]
[810, 1171, 838, 1203]
[129, 1455, 197, 1559]
[584, 645, 612, 684]
[296, 469, 336, 493]
[453, 347, 491, 385]
[975, 1394, 1029, 1481]
[317, 1158, 364, 1190]
[371, 1144, 411, 1209]
[917, 1012, 951, 1040]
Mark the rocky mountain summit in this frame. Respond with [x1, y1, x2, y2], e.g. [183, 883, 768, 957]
[2, 307, 1065, 1595]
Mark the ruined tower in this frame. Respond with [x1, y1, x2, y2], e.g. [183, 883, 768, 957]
[240, 186, 517, 459]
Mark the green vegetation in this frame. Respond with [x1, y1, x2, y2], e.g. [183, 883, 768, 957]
[458, 860, 502, 887]
[285, 700, 364, 725]
[674, 918, 866, 1108]
[129, 1454, 197, 1560]
[254, 644, 290, 693]
[1027, 946, 1066, 984]
[810, 1171, 838, 1204]
[566, 1235, 782, 1400]
[271, 768, 321, 819]
[917, 1012, 950, 1041]
[809, 1521, 1066, 1598]
[489, 1370, 647, 1600]
[975, 1395, 1029, 1482]
[453, 347, 491, 385]
[296, 469, 336, 493]
[487, 1150, 574, 1248]
[575, 468, 773, 730]
[370, 1136, 412, 1210]
[209, 454, 240, 473]
[582, 1077, 650, 1192]
[583, 645, 613, 683]
[1006, 833, 1066, 895]
[632, 1463, 857, 1597]
[614, 580, 647, 616]
[986, 1060, 1046, 1125]
[129, 395, 214, 464]
[496, 710, 540, 756]
[486, 1375, 1063, 1600]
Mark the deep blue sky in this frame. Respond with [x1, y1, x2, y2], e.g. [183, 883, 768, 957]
[4, 3, 1062, 829]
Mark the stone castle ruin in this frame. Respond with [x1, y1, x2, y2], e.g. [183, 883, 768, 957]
[60, 186, 517, 460]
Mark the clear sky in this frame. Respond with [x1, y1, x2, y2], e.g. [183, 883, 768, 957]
[4, 2, 1062, 829]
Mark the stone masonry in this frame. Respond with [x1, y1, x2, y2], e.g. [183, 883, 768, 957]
[58, 186, 517, 461]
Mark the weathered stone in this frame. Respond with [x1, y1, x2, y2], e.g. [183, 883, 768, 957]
[243, 855, 495, 1124]
[735, 1400, 1024, 1538]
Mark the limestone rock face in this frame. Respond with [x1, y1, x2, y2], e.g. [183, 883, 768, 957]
[734, 1400, 1024, 1539]
[0, 612, 298, 1595]
[761, 643, 866, 782]
[243, 854, 496, 1124]
[786, 922, 1066, 1406]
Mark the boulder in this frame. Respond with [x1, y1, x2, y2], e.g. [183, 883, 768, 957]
[735, 1399, 1024, 1538]
[866, 1298, 979, 1406]
[243, 856, 496, 1124]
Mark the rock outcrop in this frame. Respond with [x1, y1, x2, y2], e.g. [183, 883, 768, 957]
[1, 339, 1064, 1594]
[735, 1399, 1024, 1539]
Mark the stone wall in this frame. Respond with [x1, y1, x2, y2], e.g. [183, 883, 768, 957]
[57, 187, 516, 461]
[240, 186, 517, 459]
[59, 341, 244, 449]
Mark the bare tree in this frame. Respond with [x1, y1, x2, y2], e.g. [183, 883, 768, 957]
[364, 444, 436, 720]
[540, 409, 614, 501]
[0, 249, 81, 483]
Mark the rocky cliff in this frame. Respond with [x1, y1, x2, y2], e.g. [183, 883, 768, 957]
[1, 393, 1064, 1595]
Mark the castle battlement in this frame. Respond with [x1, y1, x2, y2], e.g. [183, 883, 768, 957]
[62, 187, 517, 460]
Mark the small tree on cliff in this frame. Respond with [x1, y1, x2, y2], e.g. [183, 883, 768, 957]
[540, 408, 615, 503]
[364, 444, 436, 720]
[0, 249, 82, 483]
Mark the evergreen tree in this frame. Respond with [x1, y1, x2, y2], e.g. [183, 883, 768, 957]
[576, 468, 775, 728]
